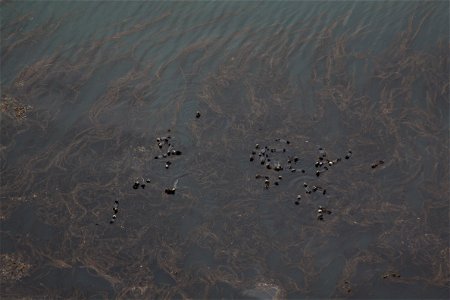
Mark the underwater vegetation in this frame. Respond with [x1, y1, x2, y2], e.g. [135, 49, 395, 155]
[0, 1, 448, 298]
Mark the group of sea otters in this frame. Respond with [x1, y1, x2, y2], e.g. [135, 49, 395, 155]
[249, 139, 352, 221]
[121, 111, 383, 224]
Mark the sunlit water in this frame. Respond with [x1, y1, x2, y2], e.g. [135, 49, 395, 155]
[1, 1, 448, 298]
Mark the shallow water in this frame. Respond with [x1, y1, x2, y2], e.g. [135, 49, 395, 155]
[1, 1, 449, 298]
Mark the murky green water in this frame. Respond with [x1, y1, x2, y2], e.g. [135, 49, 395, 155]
[1, 1, 449, 298]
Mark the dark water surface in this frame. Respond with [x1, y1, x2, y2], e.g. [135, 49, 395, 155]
[1, 1, 449, 298]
